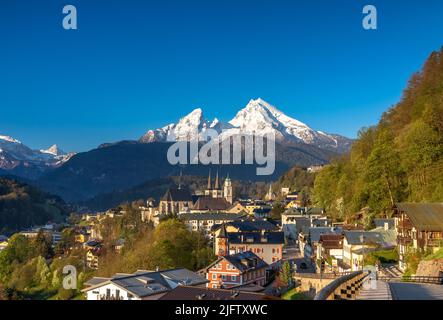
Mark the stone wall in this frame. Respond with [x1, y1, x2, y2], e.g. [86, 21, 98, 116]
[415, 259, 443, 277]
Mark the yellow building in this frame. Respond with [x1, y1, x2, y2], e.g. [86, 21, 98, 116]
[226, 202, 248, 215]
[75, 233, 89, 244]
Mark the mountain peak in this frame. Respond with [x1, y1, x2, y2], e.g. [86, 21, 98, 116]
[139, 99, 352, 153]
[41, 144, 65, 156]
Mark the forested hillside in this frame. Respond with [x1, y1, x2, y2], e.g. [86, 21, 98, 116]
[313, 48, 443, 221]
[0, 178, 68, 234]
[270, 166, 316, 204]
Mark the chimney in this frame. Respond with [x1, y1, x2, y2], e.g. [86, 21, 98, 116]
[384, 222, 389, 231]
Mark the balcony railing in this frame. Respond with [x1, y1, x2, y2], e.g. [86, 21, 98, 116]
[99, 294, 123, 300]
[424, 239, 443, 247]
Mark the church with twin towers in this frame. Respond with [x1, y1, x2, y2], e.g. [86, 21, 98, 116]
[204, 170, 233, 205]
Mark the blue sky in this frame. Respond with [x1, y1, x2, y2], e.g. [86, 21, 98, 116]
[1, 0, 443, 152]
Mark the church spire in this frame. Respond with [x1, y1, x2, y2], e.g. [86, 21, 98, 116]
[215, 170, 220, 190]
[207, 170, 212, 189]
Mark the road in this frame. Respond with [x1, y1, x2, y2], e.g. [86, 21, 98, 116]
[357, 279, 392, 300]
[284, 244, 316, 273]
[389, 282, 443, 300]
[264, 244, 313, 296]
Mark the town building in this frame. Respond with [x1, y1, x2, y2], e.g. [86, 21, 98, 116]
[307, 165, 324, 173]
[280, 187, 290, 197]
[191, 197, 231, 213]
[86, 247, 102, 269]
[213, 219, 280, 235]
[317, 234, 344, 272]
[140, 199, 158, 223]
[343, 228, 397, 271]
[179, 213, 246, 238]
[205, 251, 268, 289]
[159, 188, 194, 215]
[226, 202, 248, 215]
[301, 226, 342, 266]
[251, 207, 272, 219]
[82, 268, 208, 300]
[282, 208, 330, 242]
[394, 203, 443, 270]
[214, 225, 284, 266]
[204, 171, 233, 205]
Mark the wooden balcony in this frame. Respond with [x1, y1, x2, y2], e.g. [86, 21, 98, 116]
[397, 220, 413, 230]
[397, 236, 412, 245]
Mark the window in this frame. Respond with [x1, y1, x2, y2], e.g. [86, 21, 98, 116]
[231, 275, 237, 282]
[212, 274, 217, 280]
[106, 288, 111, 298]
[116, 289, 120, 299]
[212, 284, 217, 289]
[221, 275, 227, 281]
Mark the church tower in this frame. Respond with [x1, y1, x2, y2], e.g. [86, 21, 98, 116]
[266, 184, 275, 201]
[204, 170, 212, 196]
[223, 174, 233, 204]
[217, 224, 229, 257]
[212, 171, 223, 198]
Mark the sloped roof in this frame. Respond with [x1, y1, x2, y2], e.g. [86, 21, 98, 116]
[179, 213, 245, 221]
[396, 203, 443, 231]
[223, 220, 280, 232]
[206, 251, 268, 273]
[227, 231, 284, 245]
[192, 197, 231, 211]
[82, 268, 207, 298]
[159, 285, 271, 300]
[161, 188, 193, 202]
[319, 234, 344, 250]
[344, 229, 397, 247]
[373, 218, 395, 230]
[309, 227, 342, 243]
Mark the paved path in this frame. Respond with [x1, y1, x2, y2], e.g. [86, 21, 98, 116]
[357, 279, 392, 300]
[389, 282, 443, 300]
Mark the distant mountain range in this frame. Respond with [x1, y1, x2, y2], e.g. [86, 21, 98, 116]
[0, 135, 74, 179]
[0, 98, 353, 205]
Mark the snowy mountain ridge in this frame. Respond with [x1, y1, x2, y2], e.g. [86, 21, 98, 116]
[139, 98, 352, 153]
[0, 135, 74, 172]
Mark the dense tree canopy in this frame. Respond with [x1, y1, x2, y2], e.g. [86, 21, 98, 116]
[0, 178, 68, 234]
[313, 47, 443, 221]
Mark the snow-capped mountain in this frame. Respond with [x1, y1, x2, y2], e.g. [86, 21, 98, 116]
[40, 144, 65, 156]
[139, 108, 233, 143]
[139, 98, 352, 152]
[0, 135, 74, 174]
